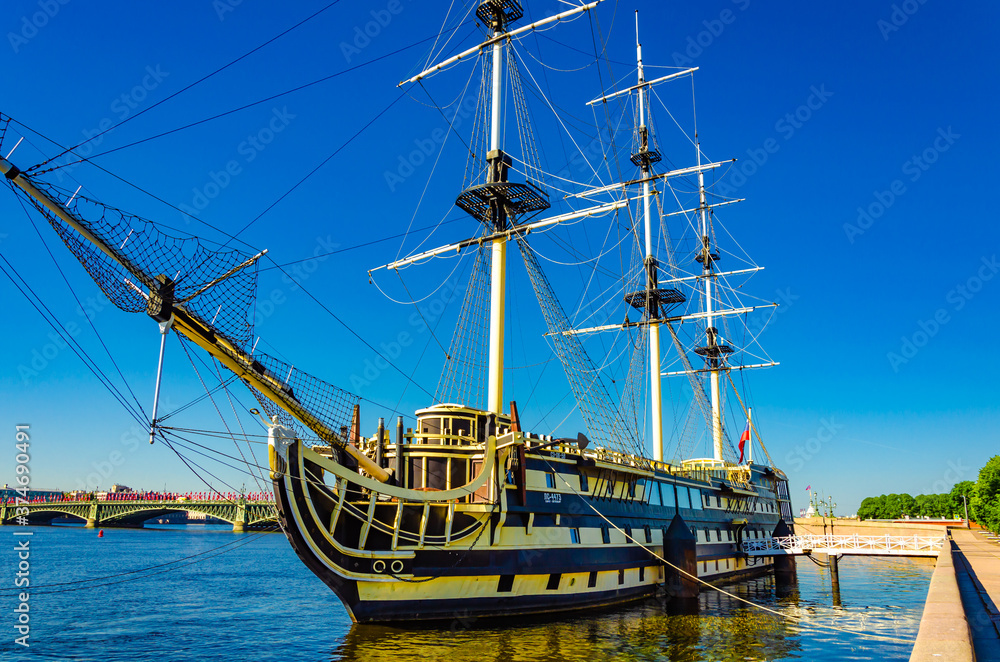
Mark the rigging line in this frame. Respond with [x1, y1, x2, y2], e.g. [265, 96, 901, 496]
[258, 218, 465, 271]
[175, 334, 267, 491]
[391, 54, 481, 262]
[23, 529, 279, 596]
[396, 272, 450, 358]
[371, 250, 468, 305]
[158, 430, 261, 498]
[226, 91, 407, 246]
[0, 532, 270, 592]
[263, 256, 435, 400]
[16, 190, 148, 420]
[156, 372, 241, 423]
[59, 26, 461, 170]
[26, 1, 347, 172]
[213, 359, 270, 491]
[540, 459, 916, 645]
[8, 118, 261, 254]
[0, 250, 146, 426]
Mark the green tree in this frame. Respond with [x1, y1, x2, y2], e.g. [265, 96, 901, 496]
[972, 456, 1000, 533]
[857, 495, 885, 520]
[950, 481, 976, 520]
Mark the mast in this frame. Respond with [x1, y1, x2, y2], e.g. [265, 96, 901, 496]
[634, 13, 663, 463]
[694, 147, 731, 461]
[485, 1, 507, 416]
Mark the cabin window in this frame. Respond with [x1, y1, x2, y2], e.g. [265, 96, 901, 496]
[606, 481, 615, 497]
[624, 525, 632, 541]
[601, 525, 610, 544]
[649, 482, 661, 506]
[639, 566, 645, 582]
[644, 525, 652, 543]
[570, 528, 580, 544]
[727, 530, 733, 541]
[588, 571, 598, 588]
[545, 473, 556, 489]
[628, 482, 636, 498]
[715, 560, 719, 571]
[714, 528, 721, 542]
[421, 417, 440, 436]
[497, 575, 514, 593]
[546, 573, 561, 590]
[689, 488, 703, 510]
[717, 496, 722, 507]
[677, 488, 691, 510]
[662, 486, 676, 508]
[618, 569, 625, 585]
[703, 493, 711, 507]
[580, 474, 589, 492]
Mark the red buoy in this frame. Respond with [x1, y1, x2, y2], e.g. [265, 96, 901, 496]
[97, 530, 104, 538]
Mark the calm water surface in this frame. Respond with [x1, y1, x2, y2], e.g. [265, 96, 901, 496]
[2, 524, 934, 661]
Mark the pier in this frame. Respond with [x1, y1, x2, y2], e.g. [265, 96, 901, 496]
[0, 494, 277, 532]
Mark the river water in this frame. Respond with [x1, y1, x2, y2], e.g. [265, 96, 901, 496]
[2, 524, 934, 661]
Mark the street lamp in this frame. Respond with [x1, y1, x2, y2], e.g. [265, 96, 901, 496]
[962, 493, 970, 529]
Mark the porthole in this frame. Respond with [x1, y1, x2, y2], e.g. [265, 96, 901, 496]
[372, 559, 386, 573]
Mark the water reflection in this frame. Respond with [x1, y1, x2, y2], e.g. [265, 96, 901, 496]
[330, 556, 933, 662]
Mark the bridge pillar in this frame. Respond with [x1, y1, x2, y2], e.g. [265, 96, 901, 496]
[85, 500, 99, 528]
[232, 497, 247, 533]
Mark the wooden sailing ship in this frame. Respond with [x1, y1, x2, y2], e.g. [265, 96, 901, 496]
[1, 0, 794, 623]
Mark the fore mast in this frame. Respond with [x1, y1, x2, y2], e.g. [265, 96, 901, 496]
[454, 1, 551, 415]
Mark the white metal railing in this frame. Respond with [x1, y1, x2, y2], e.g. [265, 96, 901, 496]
[743, 534, 945, 556]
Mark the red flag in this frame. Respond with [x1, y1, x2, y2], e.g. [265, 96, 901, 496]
[738, 421, 750, 463]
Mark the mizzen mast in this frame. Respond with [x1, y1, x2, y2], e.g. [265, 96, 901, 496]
[693, 146, 732, 461]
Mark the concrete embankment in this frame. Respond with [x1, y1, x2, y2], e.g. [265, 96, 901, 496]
[909, 534, 975, 662]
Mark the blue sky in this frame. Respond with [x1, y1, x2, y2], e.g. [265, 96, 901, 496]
[1, 0, 997, 515]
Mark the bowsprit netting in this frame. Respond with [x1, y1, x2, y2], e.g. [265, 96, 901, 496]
[435, 243, 491, 409]
[11, 179, 258, 350]
[242, 350, 361, 450]
[514, 235, 646, 463]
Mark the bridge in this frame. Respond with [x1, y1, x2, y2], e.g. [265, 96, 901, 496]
[1, 496, 278, 532]
[743, 534, 945, 558]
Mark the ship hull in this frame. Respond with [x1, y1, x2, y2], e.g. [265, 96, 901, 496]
[272, 438, 786, 624]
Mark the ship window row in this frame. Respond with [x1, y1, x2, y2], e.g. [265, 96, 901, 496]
[647, 483, 703, 510]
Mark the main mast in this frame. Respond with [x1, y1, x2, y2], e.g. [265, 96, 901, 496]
[485, 2, 507, 415]
[633, 14, 664, 463]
